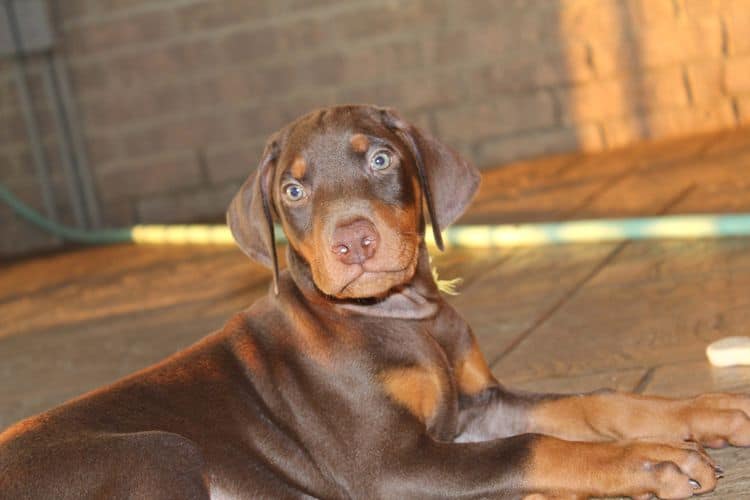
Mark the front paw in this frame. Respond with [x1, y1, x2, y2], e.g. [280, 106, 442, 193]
[527, 437, 721, 499]
[622, 440, 719, 499]
[676, 393, 750, 448]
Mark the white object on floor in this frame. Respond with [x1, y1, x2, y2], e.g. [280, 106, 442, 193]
[706, 337, 750, 367]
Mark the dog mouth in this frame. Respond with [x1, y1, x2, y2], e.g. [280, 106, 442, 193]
[336, 265, 413, 297]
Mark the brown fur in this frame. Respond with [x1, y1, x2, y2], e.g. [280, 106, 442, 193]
[381, 365, 444, 425]
[1, 105, 748, 500]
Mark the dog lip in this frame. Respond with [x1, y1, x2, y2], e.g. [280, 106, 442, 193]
[336, 266, 410, 295]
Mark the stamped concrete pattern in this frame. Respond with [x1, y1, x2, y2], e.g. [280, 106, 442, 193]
[3, 127, 750, 497]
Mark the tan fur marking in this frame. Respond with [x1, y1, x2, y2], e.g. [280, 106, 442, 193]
[526, 437, 623, 496]
[455, 342, 494, 396]
[349, 133, 369, 153]
[530, 392, 696, 443]
[526, 436, 718, 498]
[381, 366, 442, 424]
[290, 156, 306, 178]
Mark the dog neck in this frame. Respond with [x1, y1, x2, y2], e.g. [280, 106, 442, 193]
[284, 244, 442, 320]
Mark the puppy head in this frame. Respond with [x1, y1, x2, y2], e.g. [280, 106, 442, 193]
[227, 105, 479, 299]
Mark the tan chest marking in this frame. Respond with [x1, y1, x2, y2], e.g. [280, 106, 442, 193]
[454, 342, 494, 396]
[381, 366, 443, 424]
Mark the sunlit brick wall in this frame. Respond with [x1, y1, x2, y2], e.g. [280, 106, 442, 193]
[2, 0, 750, 256]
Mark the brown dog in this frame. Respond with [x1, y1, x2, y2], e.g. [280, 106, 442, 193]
[1, 105, 749, 499]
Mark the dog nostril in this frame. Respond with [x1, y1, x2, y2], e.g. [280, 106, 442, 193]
[331, 219, 379, 264]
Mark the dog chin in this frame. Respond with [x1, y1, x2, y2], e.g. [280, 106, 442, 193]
[327, 265, 417, 299]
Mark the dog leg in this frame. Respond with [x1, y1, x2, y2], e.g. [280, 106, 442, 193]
[528, 390, 750, 448]
[381, 433, 718, 499]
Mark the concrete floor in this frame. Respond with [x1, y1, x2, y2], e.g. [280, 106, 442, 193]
[3, 127, 750, 498]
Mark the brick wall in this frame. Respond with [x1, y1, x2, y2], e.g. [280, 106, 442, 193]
[2, 0, 750, 256]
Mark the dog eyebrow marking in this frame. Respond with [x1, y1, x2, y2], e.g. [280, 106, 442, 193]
[290, 156, 306, 179]
[349, 133, 370, 154]
[381, 365, 443, 424]
[455, 342, 495, 396]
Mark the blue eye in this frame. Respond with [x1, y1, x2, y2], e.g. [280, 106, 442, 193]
[284, 183, 305, 201]
[370, 150, 392, 171]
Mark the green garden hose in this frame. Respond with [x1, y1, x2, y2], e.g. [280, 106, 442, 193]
[4, 183, 750, 249]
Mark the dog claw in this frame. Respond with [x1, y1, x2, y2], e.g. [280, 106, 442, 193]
[713, 464, 725, 479]
[688, 479, 701, 489]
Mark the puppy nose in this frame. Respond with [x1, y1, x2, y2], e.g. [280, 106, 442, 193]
[331, 219, 379, 265]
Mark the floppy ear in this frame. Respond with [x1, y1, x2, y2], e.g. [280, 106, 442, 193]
[226, 141, 280, 294]
[380, 108, 480, 251]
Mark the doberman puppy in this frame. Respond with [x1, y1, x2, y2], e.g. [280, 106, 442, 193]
[1, 105, 749, 499]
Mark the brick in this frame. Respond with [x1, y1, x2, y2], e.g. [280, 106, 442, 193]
[424, 11, 561, 68]
[81, 83, 194, 128]
[590, 17, 723, 76]
[725, 9, 750, 55]
[67, 60, 112, 96]
[273, 0, 341, 13]
[628, 0, 680, 23]
[96, 153, 203, 201]
[85, 136, 122, 166]
[477, 124, 603, 167]
[274, 16, 328, 52]
[465, 41, 595, 97]
[32, 107, 65, 140]
[0, 151, 19, 182]
[686, 60, 726, 104]
[5, 0, 750, 257]
[680, 0, 747, 17]
[234, 91, 338, 139]
[136, 182, 239, 223]
[55, 0, 92, 24]
[559, 0, 677, 38]
[22, 71, 50, 104]
[337, 73, 466, 112]
[205, 140, 267, 184]
[0, 213, 59, 256]
[291, 52, 346, 87]
[406, 111, 436, 136]
[62, 9, 178, 55]
[122, 113, 234, 158]
[190, 65, 296, 108]
[0, 79, 18, 111]
[558, 67, 689, 123]
[329, 0, 443, 43]
[679, 0, 722, 17]
[104, 39, 222, 89]
[99, 199, 136, 226]
[725, 56, 750, 93]
[0, 110, 27, 145]
[93, 0, 162, 14]
[177, 0, 271, 32]
[434, 92, 556, 143]
[736, 95, 750, 125]
[220, 26, 278, 64]
[602, 100, 737, 148]
[447, 0, 530, 22]
[340, 39, 424, 85]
